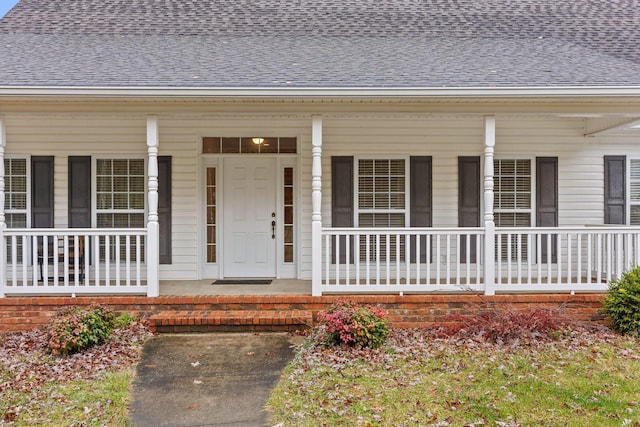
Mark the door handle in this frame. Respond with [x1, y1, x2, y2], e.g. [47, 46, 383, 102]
[271, 220, 276, 239]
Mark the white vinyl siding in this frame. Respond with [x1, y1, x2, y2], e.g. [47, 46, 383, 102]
[4, 111, 640, 281]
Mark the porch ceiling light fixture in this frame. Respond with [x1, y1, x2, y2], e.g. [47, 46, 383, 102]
[252, 137, 265, 145]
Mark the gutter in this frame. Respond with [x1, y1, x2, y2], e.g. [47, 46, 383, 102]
[1, 86, 640, 98]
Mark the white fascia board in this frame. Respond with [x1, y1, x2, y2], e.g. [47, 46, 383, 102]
[1, 86, 640, 98]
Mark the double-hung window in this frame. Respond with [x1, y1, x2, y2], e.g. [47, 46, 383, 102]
[4, 158, 28, 229]
[96, 159, 145, 228]
[356, 158, 408, 261]
[494, 158, 532, 260]
[629, 159, 640, 225]
[4, 158, 28, 262]
[95, 158, 145, 260]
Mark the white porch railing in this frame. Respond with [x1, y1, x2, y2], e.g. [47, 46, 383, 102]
[1, 228, 147, 296]
[321, 226, 640, 294]
[495, 226, 640, 292]
[322, 227, 485, 293]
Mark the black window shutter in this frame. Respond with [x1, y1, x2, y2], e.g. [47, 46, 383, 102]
[158, 156, 172, 264]
[410, 156, 432, 263]
[68, 156, 91, 228]
[458, 156, 480, 263]
[604, 155, 626, 225]
[31, 156, 54, 228]
[331, 156, 354, 264]
[536, 157, 558, 263]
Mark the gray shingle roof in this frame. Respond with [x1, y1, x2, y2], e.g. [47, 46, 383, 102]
[1, 0, 639, 88]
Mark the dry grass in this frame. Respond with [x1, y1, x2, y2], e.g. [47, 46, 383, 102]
[268, 323, 640, 426]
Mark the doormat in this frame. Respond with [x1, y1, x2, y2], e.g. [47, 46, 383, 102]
[212, 279, 272, 285]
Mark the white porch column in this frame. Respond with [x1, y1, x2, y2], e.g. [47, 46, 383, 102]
[311, 115, 323, 296]
[483, 116, 496, 295]
[0, 116, 6, 296]
[146, 116, 160, 297]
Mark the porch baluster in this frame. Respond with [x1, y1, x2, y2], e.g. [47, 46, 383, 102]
[335, 234, 340, 285]
[31, 235, 38, 287]
[446, 234, 451, 285]
[577, 234, 582, 285]
[365, 234, 370, 285]
[507, 232, 512, 285]
[385, 232, 390, 285]
[345, 232, 350, 285]
[606, 234, 612, 282]
[125, 235, 131, 286]
[415, 233, 420, 285]
[547, 233, 552, 285]
[94, 235, 100, 286]
[475, 234, 481, 285]
[556, 233, 562, 285]
[517, 233, 522, 285]
[464, 234, 469, 285]
[324, 234, 330, 286]
[21, 236, 28, 287]
[536, 234, 542, 284]
[395, 233, 400, 286]
[567, 234, 572, 286]
[355, 232, 361, 286]
[11, 235, 17, 287]
[113, 235, 119, 285]
[136, 235, 142, 287]
[375, 234, 380, 285]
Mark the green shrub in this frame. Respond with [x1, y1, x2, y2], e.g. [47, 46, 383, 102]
[112, 312, 136, 329]
[45, 305, 116, 356]
[602, 265, 640, 336]
[317, 300, 390, 349]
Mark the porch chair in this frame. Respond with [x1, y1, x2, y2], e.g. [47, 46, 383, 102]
[38, 236, 85, 283]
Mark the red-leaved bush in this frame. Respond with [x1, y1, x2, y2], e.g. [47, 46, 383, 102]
[443, 306, 570, 344]
[45, 305, 119, 356]
[317, 300, 389, 348]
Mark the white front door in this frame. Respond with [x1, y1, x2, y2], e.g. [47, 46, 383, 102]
[222, 157, 277, 277]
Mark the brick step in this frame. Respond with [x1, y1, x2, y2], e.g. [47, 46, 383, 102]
[148, 309, 314, 333]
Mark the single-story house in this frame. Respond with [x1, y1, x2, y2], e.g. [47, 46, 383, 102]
[1, 0, 640, 298]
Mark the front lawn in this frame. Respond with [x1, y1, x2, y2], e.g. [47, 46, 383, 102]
[0, 320, 152, 426]
[268, 324, 640, 426]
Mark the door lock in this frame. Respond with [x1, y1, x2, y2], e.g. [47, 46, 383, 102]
[271, 220, 276, 239]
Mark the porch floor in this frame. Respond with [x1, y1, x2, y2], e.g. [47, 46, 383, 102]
[159, 279, 312, 296]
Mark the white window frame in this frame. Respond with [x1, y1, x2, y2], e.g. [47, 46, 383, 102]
[354, 155, 410, 262]
[354, 155, 410, 228]
[4, 155, 30, 229]
[91, 156, 147, 228]
[493, 156, 536, 227]
[627, 157, 640, 225]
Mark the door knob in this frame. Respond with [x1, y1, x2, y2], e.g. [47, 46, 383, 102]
[271, 220, 276, 239]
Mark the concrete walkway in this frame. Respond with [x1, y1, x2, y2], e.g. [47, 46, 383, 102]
[129, 333, 301, 427]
